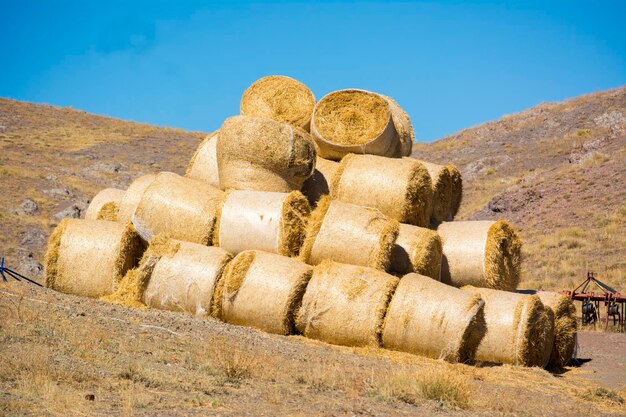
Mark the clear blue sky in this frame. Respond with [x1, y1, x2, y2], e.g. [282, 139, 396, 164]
[1, 1, 624, 142]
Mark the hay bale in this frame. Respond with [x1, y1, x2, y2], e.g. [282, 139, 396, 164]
[133, 172, 224, 244]
[332, 154, 433, 227]
[389, 223, 442, 278]
[44, 219, 142, 298]
[438, 220, 522, 291]
[143, 240, 232, 315]
[447, 165, 463, 219]
[300, 197, 398, 271]
[186, 132, 221, 188]
[384, 96, 414, 156]
[240, 75, 316, 131]
[311, 89, 406, 160]
[84, 188, 125, 221]
[214, 190, 310, 257]
[462, 286, 555, 367]
[518, 290, 577, 367]
[296, 260, 399, 347]
[117, 174, 157, 224]
[382, 273, 486, 363]
[412, 160, 454, 224]
[300, 157, 340, 207]
[217, 115, 316, 192]
[214, 250, 312, 335]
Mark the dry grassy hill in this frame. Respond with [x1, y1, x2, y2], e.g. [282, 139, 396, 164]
[413, 86, 626, 291]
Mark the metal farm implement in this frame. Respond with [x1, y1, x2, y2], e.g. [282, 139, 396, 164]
[0, 257, 43, 287]
[562, 271, 625, 331]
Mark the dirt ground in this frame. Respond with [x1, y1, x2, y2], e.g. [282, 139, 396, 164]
[1, 281, 625, 417]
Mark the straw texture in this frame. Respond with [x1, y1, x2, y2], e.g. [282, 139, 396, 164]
[186, 132, 221, 188]
[462, 286, 555, 367]
[143, 240, 232, 316]
[84, 188, 125, 221]
[447, 165, 463, 220]
[413, 160, 454, 224]
[389, 223, 442, 279]
[296, 261, 399, 347]
[214, 190, 310, 257]
[215, 250, 313, 335]
[299, 197, 398, 271]
[438, 220, 522, 291]
[217, 115, 316, 192]
[44, 219, 142, 298]
[519, 290, 577, 367]
[301, 157, 340, 207]
[310, 89, 401, 160]
[240, 75, 316, 130]
[117, 174, 157, 224]
[332, 154, 433, 227]
[133, 172, 224, 244]
[382, 273, 486, 363]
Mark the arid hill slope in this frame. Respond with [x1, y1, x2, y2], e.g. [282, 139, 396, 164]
[412, 86, 626, 290]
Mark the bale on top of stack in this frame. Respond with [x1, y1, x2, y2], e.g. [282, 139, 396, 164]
[186, 132, 221, 189]
[217, 115, 316, 192]
[311, 89, 413, 160]
[132, 172, 224, 245]
[332, 153, 433, 227]
[84, 188, 125, 221]
[240, 75, 316, 131]
[213, 190, 310, 257]
[438, 220, 522, 291]
[214, 250, 312, 335]
[299, 197, 398, 271]
[44, 219, 143, 299]
[103, 236, 232, 314]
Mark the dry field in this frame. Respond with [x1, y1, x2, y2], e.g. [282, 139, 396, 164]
[1, 281, 625, 416]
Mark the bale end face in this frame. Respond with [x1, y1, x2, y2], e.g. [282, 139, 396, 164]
[455, 295, 487, 364]
[44, 219, 70, 289]
[446, 165, 463, 219]
[374, 219, 399, 271]
[279, 191, 311, 257]
[212, 250, 255, 319]
[485, 220, 522, 291]
[96, 202, 119, 221]
[298, 195, 332, 264]
[514, 295, 555, 367]
[403, 161, 433, 227]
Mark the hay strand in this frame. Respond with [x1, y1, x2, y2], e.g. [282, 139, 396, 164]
[296, 261, 399, 347]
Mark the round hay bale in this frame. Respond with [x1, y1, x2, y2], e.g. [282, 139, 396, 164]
[240, 75, 316, 130]
[310, 89, 403, 160]
[133, 172, 224, 244]
[300, 157, 340, 207]
[518, 290, 577, 367]
[462, 286, 555, 367]
[413, 160, 454, 224]
[447, 165, 463, 219]
[296, 260, 399, 347]
[382, 273, 486, 363]
[143, 240, 232, 315]
[117, 174, 157, 224]
[186, 132, 221, 188]
[438, 220, 522, 291]
[217, 115, 316, 192]
[332, 154, 433, 227]
[84, 188, 125, 221]
[389, 223, 442, 279]
[299, 197, 398, 271]
[44, 219, 142, 298]
[214, 250, 313, 335]
[214, 190, 310, 257]
[384, 96, 414, 157]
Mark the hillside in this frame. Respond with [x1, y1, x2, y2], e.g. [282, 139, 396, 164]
[413, 86, 626, 291]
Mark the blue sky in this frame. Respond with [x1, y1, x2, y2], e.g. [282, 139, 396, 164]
[1, 1, 624, 142]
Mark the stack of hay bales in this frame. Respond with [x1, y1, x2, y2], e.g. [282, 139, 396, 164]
[42, 74, 571, 369]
